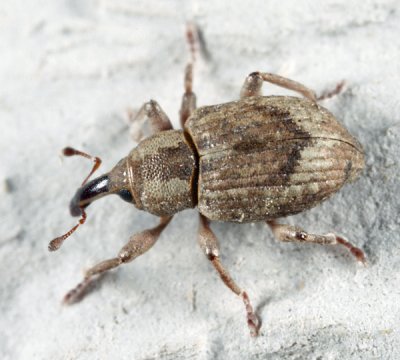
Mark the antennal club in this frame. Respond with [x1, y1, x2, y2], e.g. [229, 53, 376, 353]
[48, 147, 102, 252]
[63, 147, 102, 186]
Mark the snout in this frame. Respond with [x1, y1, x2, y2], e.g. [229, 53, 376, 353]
[68, 174, 110, 217]
[69, 188, 88, 216]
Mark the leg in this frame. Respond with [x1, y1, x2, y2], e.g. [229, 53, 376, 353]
[240, 72, 317, 101]
[128, 100, 173, 142]
[317, 80, 345, 101]
[240, 71, 345, 102]
[180, 23, 199, 128]
[63, 216, 173, 304]
[198, 214, 260, 337]
[180, 64, 196, 127]
[267, 220, 366, 264]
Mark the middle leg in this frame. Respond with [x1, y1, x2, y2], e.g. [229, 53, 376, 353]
[180, 22, 200, 128]
[180, 64, 197, 127]
[198, 214, 260, 337]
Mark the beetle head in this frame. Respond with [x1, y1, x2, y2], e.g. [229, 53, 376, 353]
[49, 148, 134, 252]
[69, 158, 135, 217]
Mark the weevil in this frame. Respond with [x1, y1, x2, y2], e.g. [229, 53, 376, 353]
[49, 24, 365, 337]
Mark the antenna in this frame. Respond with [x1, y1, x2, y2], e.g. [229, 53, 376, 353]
[48, 147, 101, 252]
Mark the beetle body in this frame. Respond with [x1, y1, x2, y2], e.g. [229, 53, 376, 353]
[187, 95, 364, 222]
[94, 95, 363, 223]
[50, 43, 366, 336]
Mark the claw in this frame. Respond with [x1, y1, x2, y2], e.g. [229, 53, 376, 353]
[336, 236, 367, 265]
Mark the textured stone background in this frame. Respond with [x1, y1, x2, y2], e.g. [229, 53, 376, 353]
[1, 1, 399, 359]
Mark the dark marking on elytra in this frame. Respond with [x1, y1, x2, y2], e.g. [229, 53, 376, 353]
[344, 160, 353, 182]
[276, 112, 312, 183]
[232, 140, 268, 152]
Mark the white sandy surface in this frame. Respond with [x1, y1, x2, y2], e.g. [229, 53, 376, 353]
[1, 1, 399, 359]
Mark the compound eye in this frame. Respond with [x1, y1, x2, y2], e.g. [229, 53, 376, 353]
[118, 189, 133, 203]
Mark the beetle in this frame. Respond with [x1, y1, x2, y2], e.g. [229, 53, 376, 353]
[49, 25, 365, 337]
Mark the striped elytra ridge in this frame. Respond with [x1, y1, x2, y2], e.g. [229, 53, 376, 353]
[185, 96, 364, 222]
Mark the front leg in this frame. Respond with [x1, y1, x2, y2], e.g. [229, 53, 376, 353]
[63, 216, 172, 304]
[128, 100, 173, 142]
[267, 220, 366, 264]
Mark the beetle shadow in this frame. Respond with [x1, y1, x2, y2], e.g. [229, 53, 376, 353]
[254, 296, 273, 330]
[64, 273, 109, 305]
[64, 253, 138, 306]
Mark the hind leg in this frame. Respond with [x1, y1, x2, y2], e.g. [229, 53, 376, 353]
[317, 80, 345, 101]
[240, 72, 345, 102]
[267, 220, 366, 264]
[240, 71, 317, 101]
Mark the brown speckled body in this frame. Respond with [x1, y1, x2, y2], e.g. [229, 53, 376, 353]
[50, 27, 367, 338]
[112, 95, 364, 221]
[124, 130, 197, 216]
[185, 96, 364, 222]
